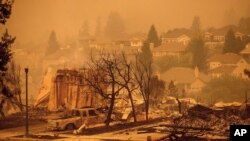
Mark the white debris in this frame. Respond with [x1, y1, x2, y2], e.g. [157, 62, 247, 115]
[214, 101, 242, 108]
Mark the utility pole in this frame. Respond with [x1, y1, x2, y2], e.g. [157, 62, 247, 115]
[24, 68, 29, 137]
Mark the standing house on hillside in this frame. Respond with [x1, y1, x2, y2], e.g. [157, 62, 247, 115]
[160, 67, 210, 94]
[161, 34, 191, 46]
[204, 30, 226, 43]
[204, 26, 242, 43]
[42, 44, 86, 73]
[151, 42, 187, 58]
[130, 38, 144, 47]
[207, 53, 250, 79]
[161, 30, 191, 46]
[128, 32, 146, 47]
[240, 43, 250, 61]
[235, 32, 244, 39]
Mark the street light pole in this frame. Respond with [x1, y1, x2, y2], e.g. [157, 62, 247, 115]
[24, 68, 29, 137]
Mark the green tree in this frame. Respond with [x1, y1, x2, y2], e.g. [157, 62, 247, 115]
[223, 29, 245, 53]
[104, 12, 125, 40]
[0, 30, 15, 73]
[238, 17, 250, 34]
[223, 29, 236, 53]
[242, 35, 250, 47]
[0, 0, 15, 74]
[187, 37, 207, 71]
[139, 42, 152, 65]
[145, 25, 161, 47]
[0, 0, 15, 118]
[45, 31, 59, 56]
[155, 53, 193, 73]
[201, 75, 250, 103]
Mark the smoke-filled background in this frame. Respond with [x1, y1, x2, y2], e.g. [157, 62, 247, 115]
[6, 0, 250, 43]
[4, 0, 250, 102]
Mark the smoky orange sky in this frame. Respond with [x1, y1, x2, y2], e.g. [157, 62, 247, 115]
[5, 0, 250, 44]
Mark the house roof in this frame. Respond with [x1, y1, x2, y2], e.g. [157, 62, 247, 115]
[209, 25, 238, 36]
[161, 67, 210, 84]
[209, 65, 236, 74]
[44, 48, 75, 60]
[207, 53, 242, 64]
[188, 104, 213, 112]
[152, 43, 186, 52]
[128, 32, 147, 40]
[161, 28, 192, 38]
[240, 43, 250, 54]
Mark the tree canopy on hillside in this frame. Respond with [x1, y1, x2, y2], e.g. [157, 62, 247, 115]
[45, 31, 59, 56]
[238, 17, 250, 34]
[187, 36, 207, 71]
[201, 75, 250, 103]
[223, 29, 246, 54]
[104, 12, 125, 40]
[145, 25, 161, 47]
[190, 16, 202, 37]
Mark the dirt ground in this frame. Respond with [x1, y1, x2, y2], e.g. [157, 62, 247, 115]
[0, 114, 46, 130]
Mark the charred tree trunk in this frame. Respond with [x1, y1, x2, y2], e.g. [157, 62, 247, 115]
[145, 100, 149, 120]
[0, 99, 5, 119]
[176, 98, 182, 114]
[127, 89, 137, 122]
[17, 90, 22, 111]
[105, 94, 115, 126]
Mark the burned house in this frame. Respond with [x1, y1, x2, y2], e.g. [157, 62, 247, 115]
[187, 104, 213, 119]
[213, 102, 242, 118]
[35, 68, 107, 111]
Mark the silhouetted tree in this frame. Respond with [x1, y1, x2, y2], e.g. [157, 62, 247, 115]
[223, 29, 245, 53]
[187, 37, 207, 71]
[223, 29, 235, 53]
[3, 61, 22, 111]
[0, 0, 15, 118]
[168, 80, 181, 114]
[244, 69, 250, 78]
[95, 17, 102, 38]
[242, 35, 250, 47]
[224, 8, 237, 25]
[0, 30, 15, 74]
[140, 42, 153, 65]
[0, 0, 15, 79]
[145, 25, 161, 47]
[85, 51, 127, 126]
[238, 17, 250, 34]
[190, 16, 201, 36]
[104, 12, 125, 40]
[202, 75, 250, 102]
[115, 52, 138, 123]
[45, 31, 59, 56]
[150, 76, 165, 106]
[79, 20, 90, 38]
[134, 52, 153, 120]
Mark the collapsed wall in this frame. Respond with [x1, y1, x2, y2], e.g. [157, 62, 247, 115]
[35, 68, 105, 111]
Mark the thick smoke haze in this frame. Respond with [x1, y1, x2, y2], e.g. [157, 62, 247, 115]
[5, 0, 250, 44]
